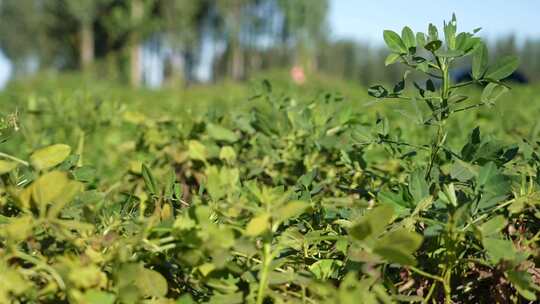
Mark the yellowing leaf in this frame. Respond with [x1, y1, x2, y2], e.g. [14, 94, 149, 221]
[2, 216, 33, 242]
[47, 180, 84, 218]
[188, 140, 208, 162]
[8, 186, 32, 210]
[135, 268, 168, 298]
[31, 171, 69, 209]
[30, 144, 71, 170]
[274, 200, 310, 223]
[0, 160, 17, 174]
[245, 213, 270, 236]
[219, 146, 237, 163]
[198, 263, 216, 277]
[122, 111, 147, 124]
[160, 203, 173, 220]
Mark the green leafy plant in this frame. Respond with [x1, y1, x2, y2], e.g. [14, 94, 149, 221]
[368, 14, 539, 303]
[0, 15, 539, 304]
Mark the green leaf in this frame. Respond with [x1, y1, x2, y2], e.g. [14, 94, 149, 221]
[479, 215, 507, 237]
[472, 43, 488, 79]
[384, 53, 400, 66]
[478, 162, 498, 187]
[477, 165, 511, 210]
[245, 213, 270, 236]
[30, 144, 71, 170]
[456, 34, 481, 54]
[428, 23, 438, 41]
[416, 32, 426, 47]
[0, 160, 16, 174]
[477, 163, 508, 207]
[482, 237, 516, 264]
[349, 205, 394, 241]
[188, 140, 208, 161]
[373, 228, 423, 266]
[441, 184, 457, 207]
[450, 159, 476, 182]
[401, 26, 416, 51]
[448, 94, 468, 104]
[435, 49, 463, 58]
[424, 40, 442, 52]
[486, 56, 519, 80]
[205, 166, 225, 201]
[274, 200, 310, 224]
[176, 295, 196, 304]
[378, 189, 409, 215]
[207, 123, 239, 143]
[82, 290, 116, 304]
[506, 270, 539, 301]
[408, 168, 429, 203]
[142, 164, 158, 195]
[72, 166, 96, 182]
[309, 259, 342, 280]
[368, 85, 388, 98]
[383, 30, 407, 53]
[443, 15, 457, 49]
[481, 83, 509, 104]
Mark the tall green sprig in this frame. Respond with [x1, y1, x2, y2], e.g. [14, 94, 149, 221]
[369, 14, 519, 178]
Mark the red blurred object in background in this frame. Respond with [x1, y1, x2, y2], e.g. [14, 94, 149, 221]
[290, 66, 306, 85]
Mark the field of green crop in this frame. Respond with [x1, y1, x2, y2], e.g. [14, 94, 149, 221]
[1, 19, 540, 304]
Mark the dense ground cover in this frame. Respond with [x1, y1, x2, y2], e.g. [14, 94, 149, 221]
[1, 19, 540, 304]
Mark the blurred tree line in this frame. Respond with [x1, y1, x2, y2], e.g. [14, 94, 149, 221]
[1, 0, 539, 87]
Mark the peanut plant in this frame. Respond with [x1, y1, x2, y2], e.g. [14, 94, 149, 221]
[0, 15, 538, 304]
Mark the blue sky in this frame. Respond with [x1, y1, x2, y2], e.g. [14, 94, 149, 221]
[0, 51, 11, 89]
[2, 0, 540, 89]
[329, 0, 540, 44]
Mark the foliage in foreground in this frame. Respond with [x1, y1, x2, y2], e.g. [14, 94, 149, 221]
[1, 16, 540, 303]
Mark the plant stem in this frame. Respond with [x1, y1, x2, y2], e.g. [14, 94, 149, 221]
[451, 102, 486, 113]
[443, 267, 452, 304]
[0, 151, 30, 166]
[256, 242, 272, 304]
[409, 266, 444, 282]
[422, 281, 438, 304]
[450, 80, 473, 89]
[426, 57, 452, 179]
[425, 123, 443, 179]
[10, 251, 66, 290]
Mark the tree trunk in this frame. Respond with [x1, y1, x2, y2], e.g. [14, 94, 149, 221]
[231, 41, 244, 80]
[163, 52, 185, 88]
[129, 0, 143, 87]
[80, 21, 94, 71]
[229, 1, 244, 80]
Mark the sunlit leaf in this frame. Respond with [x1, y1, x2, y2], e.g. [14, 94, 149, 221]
[31, 171, 69, 209]
[383, 30, 407, 53]
[207, 123, 239, 143]
[245, 213, 270, 236]
[0, 160, 16, 174]
[30, 144, 71, 170]
[486, 56, 519, 80]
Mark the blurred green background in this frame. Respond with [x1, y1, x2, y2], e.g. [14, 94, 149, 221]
[0, 0, 539, 89]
